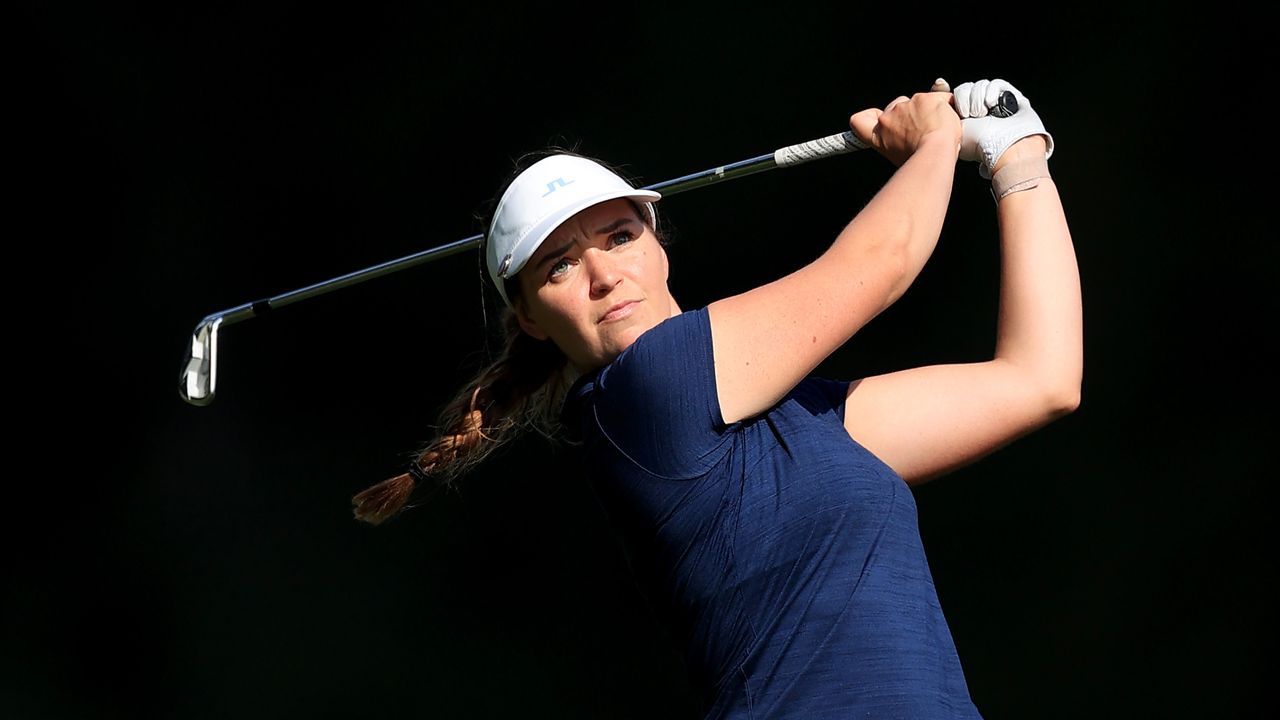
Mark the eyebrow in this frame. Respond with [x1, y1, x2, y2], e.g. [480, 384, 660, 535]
[533, 217, 639, 271]
[593, 217, 637, 236]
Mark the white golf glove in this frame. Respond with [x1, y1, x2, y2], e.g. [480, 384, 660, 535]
[949, 78, 1054, 179]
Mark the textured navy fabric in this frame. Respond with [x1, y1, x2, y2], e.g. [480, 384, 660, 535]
[562, 306, 982, 719]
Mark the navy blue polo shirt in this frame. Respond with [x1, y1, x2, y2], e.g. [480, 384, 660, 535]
[562, 306, 981, 719]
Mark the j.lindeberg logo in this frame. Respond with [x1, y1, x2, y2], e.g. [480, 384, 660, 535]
[542, 177, 574, 197]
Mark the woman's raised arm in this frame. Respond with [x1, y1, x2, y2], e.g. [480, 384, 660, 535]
[708, 90, 962, 425]
[842, 80, 1083, 485]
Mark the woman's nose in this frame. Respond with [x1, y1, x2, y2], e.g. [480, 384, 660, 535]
[583, 248, 621, 296]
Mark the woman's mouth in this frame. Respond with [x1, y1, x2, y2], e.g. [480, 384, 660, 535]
[600, 300, 640, 323]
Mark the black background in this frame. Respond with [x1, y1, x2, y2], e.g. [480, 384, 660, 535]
[12, 3, 1273, 719]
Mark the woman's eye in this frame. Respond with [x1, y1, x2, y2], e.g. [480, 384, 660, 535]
[547, 230, 634, 279]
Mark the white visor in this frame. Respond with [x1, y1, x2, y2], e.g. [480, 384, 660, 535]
[486, 154, 661, 308]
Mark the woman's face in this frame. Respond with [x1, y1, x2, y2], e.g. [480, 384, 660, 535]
[514, 198, 681, 371]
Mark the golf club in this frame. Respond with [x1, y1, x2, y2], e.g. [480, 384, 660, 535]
[177, 90, 1017, 406]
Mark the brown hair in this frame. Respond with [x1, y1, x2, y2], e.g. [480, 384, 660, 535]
[351, 143, 669, 525]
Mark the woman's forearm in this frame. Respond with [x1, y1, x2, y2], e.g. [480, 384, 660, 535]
[829, 131, 959, 308]
[992, 140, 1083, 406]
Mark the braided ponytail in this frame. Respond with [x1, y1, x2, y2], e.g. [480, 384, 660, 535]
[351, 306, 572, 525]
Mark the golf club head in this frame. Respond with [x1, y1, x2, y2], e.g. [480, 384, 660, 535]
[180, 315, 222, 406]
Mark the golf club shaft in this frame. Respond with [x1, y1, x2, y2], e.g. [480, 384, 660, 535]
[179, 129, 870, 406]
[228, 131, 866, 321]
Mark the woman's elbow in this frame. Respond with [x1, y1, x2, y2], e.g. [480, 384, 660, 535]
[1045, 381, 1082, 417]
[1010, 362, 1081, 420]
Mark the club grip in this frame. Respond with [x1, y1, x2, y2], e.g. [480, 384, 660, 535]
[991, 90, 1018, 118]
[774, 131, 869, 167]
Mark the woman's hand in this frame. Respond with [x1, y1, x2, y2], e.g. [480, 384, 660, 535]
[949, 78, 1054, 179]
[849, 90, 962, 168]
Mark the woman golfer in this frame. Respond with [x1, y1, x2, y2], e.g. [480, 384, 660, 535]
[354, 77, 1081, 718]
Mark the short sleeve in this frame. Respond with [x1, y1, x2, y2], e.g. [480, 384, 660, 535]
[590, 306, 734, 479]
